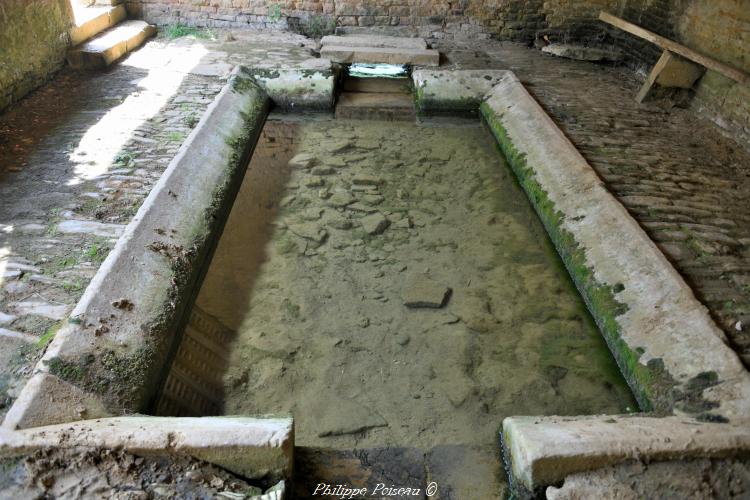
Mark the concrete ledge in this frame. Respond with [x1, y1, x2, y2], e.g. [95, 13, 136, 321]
[503, 415, 750, 495]
[480, 72, 750, 421]
[2, 67, 271, 430]
[413, 70, 510, 114]
[247, 59, 336, 111]
[0, 415, 293, 482]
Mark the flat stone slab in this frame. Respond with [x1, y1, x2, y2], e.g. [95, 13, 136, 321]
[69, 5, 127, 46]
[321, 35, 428, 50]
[360, 213, 389, 235]
[541, 43, 623, 62]
[403, 275, 451, 308]
[413, 70, 511, 113]
[320, 46, 440, 67]
[67, 20, 156, 69]
[481, 72, 750, 421]
[0, 416, 293, 483]
[503, 415, 750, 495]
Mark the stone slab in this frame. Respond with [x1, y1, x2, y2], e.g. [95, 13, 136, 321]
[481, 72, 750, 421]
[502, 415, 750, 495]
[0, 415, 293, 482]
[70, 5, 127, 46]
[67, 20, 156, 70]
[413, 69, 510, 113]
[343, 77, 412, 94]
[403, 275, 451, 308]
[2, 68, 270, 430]
[320, 46, 440, 67]
[541, 43, 623, 62]
[321, 35, 428, 50]
[335, 92, 415, 121]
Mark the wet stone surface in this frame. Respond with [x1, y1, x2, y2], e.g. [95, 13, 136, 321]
[190, 115, 637, 495]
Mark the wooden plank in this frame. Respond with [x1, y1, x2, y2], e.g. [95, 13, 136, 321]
[600, 11, 749, 85]
[636, 49, 671, 103]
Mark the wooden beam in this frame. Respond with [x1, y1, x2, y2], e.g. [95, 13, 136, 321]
[599, 11, 750, 85]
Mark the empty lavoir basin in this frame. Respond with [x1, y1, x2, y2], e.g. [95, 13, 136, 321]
[156, 113, 637, 496]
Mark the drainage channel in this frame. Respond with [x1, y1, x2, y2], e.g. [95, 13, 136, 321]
[156, 111, 637, 497]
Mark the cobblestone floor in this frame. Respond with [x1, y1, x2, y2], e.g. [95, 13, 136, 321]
[1, 32, 748, 423]
[0, 30, 316, 420]
[437, 41, 750, 368]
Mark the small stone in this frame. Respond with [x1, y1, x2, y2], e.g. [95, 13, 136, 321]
[0, 311, 17, 325]
[324, 157, 347, 168]
[327, 140, 353, 153]
[395, 334, 410, 346]
[312, 166, 336, 176]
[328, 218, 353, 230]
[352, 174, 383, 186]
[301, 208, 324, 221]
[318, 189, 332, 199]
[358, 317, 370, 328]
[361, 213, 389, 235]
[288, 223, 328, 244]
[395, 217, 413, 229]
[347, 202, 378, 214]
[361, 194, 384, 206]
[327, 192, 354, 208]
[350, 184, 378, 193]
[280, 195, 297, 207]
[304, 176, 325, 188]
[288, 153, 316, 169]
[403, 276, 451, 308]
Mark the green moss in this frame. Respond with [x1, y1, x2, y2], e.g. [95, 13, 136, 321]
[37, 321, 63, 349]
[164, 24, 215, 40]
[45, 357, 87, 383]
[480, 102, 675, 414]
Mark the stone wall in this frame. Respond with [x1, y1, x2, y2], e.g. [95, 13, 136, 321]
[124, 0, 622, 42]
[0, 0, 73, 112]
[610, 0, 750, 147]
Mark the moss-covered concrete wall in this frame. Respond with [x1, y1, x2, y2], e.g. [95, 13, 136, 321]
[0, 0, 73, 112]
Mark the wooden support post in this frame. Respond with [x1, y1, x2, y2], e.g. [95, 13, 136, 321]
[635, 49, 706, 103]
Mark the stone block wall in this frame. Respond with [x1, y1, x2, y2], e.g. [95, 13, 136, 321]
[0, 0, 73, 112]
[123, 0, 621, 42]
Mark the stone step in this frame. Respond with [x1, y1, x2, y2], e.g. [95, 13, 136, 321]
[343, 77, 412, 94]
[67, 20, 156, 70]
[335, 91, 415, 121]
[321, 45, 440, 67]
[321, 35, 428, 50]
[69, 4, 127, 46]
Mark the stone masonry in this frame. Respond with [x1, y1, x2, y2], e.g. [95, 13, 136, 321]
[0, 0, 73, 112]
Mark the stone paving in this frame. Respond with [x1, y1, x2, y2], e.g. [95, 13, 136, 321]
[437, 41, 750, 367]
[0, 30, 316, 420]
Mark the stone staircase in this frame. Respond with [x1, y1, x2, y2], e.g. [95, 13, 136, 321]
[67, 0, 156, 70]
